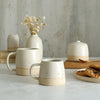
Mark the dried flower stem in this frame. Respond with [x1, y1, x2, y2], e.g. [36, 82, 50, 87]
[21, 16, 46, 35]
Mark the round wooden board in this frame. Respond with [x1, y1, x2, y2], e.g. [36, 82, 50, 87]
[74, 69, 100, 83]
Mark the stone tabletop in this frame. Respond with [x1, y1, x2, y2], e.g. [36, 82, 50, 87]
[0, 58, 100, 100]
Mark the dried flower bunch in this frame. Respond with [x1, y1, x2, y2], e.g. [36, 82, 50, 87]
[21, 16, 46, 35]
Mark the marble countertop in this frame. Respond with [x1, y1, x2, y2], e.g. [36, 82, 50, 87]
[0, 58, 100, 100]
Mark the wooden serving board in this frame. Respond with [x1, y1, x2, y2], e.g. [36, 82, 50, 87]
[64, 60, 100, 69]
[0, 51, 15, 63]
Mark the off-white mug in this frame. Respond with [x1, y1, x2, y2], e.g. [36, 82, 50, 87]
[7, 34, 19, 52]
[7, 48, 41, 76]
[30, 59, 65, 86]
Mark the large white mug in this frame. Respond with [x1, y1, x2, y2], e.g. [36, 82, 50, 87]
[30, 59, 65, 86]
[7, 48, 41, 76]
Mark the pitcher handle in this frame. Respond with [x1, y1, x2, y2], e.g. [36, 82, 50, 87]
[30, 64, 40, 80]
[7, 52, 16, 71]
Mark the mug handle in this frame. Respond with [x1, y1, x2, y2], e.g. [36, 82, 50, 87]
[30, 64, 40, 80]
[7, 52, 16, 71]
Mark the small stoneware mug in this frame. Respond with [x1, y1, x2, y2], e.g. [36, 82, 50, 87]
[67, 40, 89, 61]
[7, 34, 19, 52]
[30, 59, 65, 86]
[7, 48, 41, 76]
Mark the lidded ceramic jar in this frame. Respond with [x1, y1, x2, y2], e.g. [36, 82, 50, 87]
[67, 41, 89, 61]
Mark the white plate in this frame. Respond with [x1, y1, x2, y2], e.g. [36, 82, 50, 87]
[74, 69, 100, 83]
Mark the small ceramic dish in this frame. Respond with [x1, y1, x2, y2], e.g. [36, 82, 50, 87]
[74, 69, 100, 83]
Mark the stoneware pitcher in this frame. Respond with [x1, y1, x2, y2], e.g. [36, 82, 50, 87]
[67, 40, 89, 61]
[30, 59, 65, 86]
[7, 48, 41, 76]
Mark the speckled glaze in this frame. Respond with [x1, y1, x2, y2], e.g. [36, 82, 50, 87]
[30, 59, 65, 86]
[7, 48, 41, 76]
[67, 41, 89, 61]
[7, 34, 19, 51]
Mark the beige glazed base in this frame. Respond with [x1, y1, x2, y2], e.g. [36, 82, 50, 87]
[67, 56, 89, 61]
[8, 46, 19, 52]
[39, 77, 65, 86]
[16, 67, 39, 76]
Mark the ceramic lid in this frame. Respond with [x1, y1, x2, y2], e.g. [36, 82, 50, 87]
[67, 40, 89, 57]
[69, 40, 87, 46]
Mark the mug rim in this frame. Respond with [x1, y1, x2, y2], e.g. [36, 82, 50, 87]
[17, 48, 39, 51]
[42, 59, 63, 62]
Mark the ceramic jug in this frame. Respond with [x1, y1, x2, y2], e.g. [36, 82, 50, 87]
[67, 41, 89, 61]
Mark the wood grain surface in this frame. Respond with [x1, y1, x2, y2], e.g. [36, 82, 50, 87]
[64, 60, 100, 69]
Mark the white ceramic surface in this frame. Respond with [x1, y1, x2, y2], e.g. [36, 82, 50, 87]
[67, 40, 89, 61]
[74, 69, 100, 83]
[39, 59, 65, 78]
[26, 34, 43, 60]
[7, 48, 41, 75]
[7, 34, 19, 51]
[30, 59, 65, 85]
